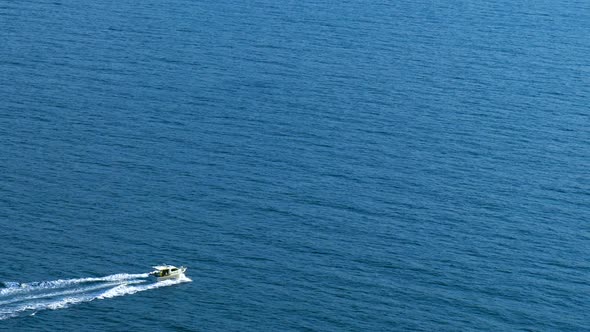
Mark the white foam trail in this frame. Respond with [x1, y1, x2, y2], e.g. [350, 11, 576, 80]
[0, 273, 149, 297]
[0, 273, 190, 320]
[98, 275, 191, 299]
[0, 280, 147, 307]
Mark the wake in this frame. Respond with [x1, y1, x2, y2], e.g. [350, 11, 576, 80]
[0, 272, 191, 320]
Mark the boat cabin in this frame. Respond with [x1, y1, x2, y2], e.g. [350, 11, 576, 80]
[153, 266, 179, 277]
[151, 265, 186, 280]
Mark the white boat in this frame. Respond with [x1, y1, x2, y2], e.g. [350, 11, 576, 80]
[150, 265, 187, 281]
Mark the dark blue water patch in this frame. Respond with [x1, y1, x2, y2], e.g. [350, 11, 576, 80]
[1, 0, 589, 330]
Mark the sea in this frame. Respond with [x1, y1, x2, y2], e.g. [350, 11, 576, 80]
[1, 0, 589, 331]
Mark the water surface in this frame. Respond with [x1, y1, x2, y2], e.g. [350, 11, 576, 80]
[1, 0, 589, 330]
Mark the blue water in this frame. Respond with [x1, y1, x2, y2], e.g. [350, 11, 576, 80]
[1, 0, 589, 330]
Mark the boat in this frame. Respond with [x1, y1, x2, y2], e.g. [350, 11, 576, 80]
[150, 265, 187, 281]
